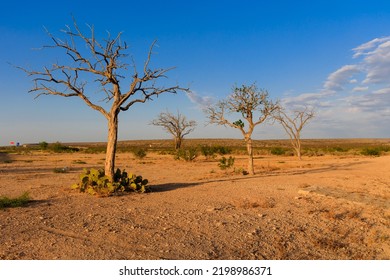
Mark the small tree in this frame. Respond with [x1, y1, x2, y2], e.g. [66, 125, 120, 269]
[273, 106, 314, 160]
[205, 83, 278, 175]
[151, 110, 197, 149]
[19, 19, 188, 182]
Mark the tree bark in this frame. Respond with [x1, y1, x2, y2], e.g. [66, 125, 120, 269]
[296, 141, 302, 160]
[245, 137, 255, 175]
[174, 136, 182, 150]
[296, 147, 302, 160]
[105, 113, 119, 182]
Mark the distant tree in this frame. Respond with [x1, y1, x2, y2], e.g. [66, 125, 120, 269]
[273, 106, 314, 160]
[19, 19, 188, 182]
[205, 83, 278, 175]
[151, 110, 197, 149]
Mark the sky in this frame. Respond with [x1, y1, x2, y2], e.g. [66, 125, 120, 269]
[1, 0, 390, 146]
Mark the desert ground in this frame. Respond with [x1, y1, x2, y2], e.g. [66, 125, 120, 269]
[0, 139, 389, 260]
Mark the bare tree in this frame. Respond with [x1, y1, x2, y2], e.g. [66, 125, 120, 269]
[19, 19, 188, 181]
[205, 83, 278, 175]
[273, 106, 314, 160]
[151, 110, 197, 149]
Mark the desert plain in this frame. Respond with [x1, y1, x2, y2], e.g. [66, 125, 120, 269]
[0, 139, 389, 260]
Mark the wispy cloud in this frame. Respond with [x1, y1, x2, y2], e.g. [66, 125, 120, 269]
[186, 91, 214, 109]
[361, 41, 390, 84]
[323, 65, 361, 91]
[281, 36, 390, 137]
[352, 86, 368, 92]
[352, 36, 390, 58]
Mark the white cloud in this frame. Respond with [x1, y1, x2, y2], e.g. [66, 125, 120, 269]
[186, 91, 214, 109]
[373, 88, 390, 95]
[280, 36, 390, 138]
[361, 40, 390, 84]
[352, 86, 368, 92]
[352, 36, 390, 58]
[323, 64, 361, 91]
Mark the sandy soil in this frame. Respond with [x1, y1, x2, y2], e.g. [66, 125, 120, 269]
[0, 151, 389, 260]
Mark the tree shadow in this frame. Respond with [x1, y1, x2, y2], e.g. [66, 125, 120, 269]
[150, 182, 203, 193]
[149, 160, 371, 193]
[282, 160, 370, 176]
[26, 199, 52, 208]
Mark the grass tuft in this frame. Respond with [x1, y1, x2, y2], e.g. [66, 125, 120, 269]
[0, 192, 31, 209]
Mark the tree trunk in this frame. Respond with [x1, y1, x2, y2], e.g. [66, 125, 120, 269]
[245, 137, 255, 175]
[174, 136, 182, 150]
[105, 113, 119, 182]
[294, 139, 302, 160]
[297, 147, 302, 160]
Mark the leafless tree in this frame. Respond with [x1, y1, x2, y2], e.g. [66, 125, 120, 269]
[273, 106, 314, 160]
[205, 83, 278, 175]
[19, 19, 188, 181]
[151, 110, 197, 149]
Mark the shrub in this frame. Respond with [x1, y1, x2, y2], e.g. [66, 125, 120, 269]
[218, 156, 235, 170]
[51, 142, 79, 153]
[200, 145, 232, 159]
[0, 192, 30, 209]
[200, 145, 217, 159]
[132, 148, 147, 159]
[215, 145, 232, 155]
[39, 141, 48, 150]
[361, 147, 381, 156]
[71, 168, 149, 196]
[84, 146, 106, 154]
[174, 147, 198, 161]
[270, 147, 286, 155]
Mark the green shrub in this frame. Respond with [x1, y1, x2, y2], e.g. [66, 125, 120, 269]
[200, 146, 217, 159]
[174, 148, 198, 161]
[200, 145, 232, 159]
[51, 142, 79, 153]
[84, 146, 106, 154]
[39, 141, 48, 150]
[132, 148, 147, 159]
[0, 192, 30, 209]
[218, 156, 235, 170]
[361, 147, 381, 156]
[270, 147, 286, 155]
[71, 168, 149, 196]
[215, 145, 232, 155]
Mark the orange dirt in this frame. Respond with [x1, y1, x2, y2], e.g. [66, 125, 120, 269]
[0, 151, 389, 259]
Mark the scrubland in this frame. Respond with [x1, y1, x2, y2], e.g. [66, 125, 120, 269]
[0, 139, 389, 259]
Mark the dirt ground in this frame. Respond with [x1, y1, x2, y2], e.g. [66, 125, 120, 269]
[0, 151, 389, 260]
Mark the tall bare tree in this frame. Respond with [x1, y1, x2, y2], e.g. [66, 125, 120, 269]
[205, 83, 278, 175]
[151, 110, 197, 149]
[273, 106, 314, 160]
[19, 20, 188, 181]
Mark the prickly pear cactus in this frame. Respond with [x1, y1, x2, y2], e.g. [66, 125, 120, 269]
[72, 168, 149, 196]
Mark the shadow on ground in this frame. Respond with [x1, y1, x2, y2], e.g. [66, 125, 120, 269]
[150, 182, 203, 192]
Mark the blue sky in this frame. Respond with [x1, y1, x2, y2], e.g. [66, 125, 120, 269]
[1, 0, 390, 146]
